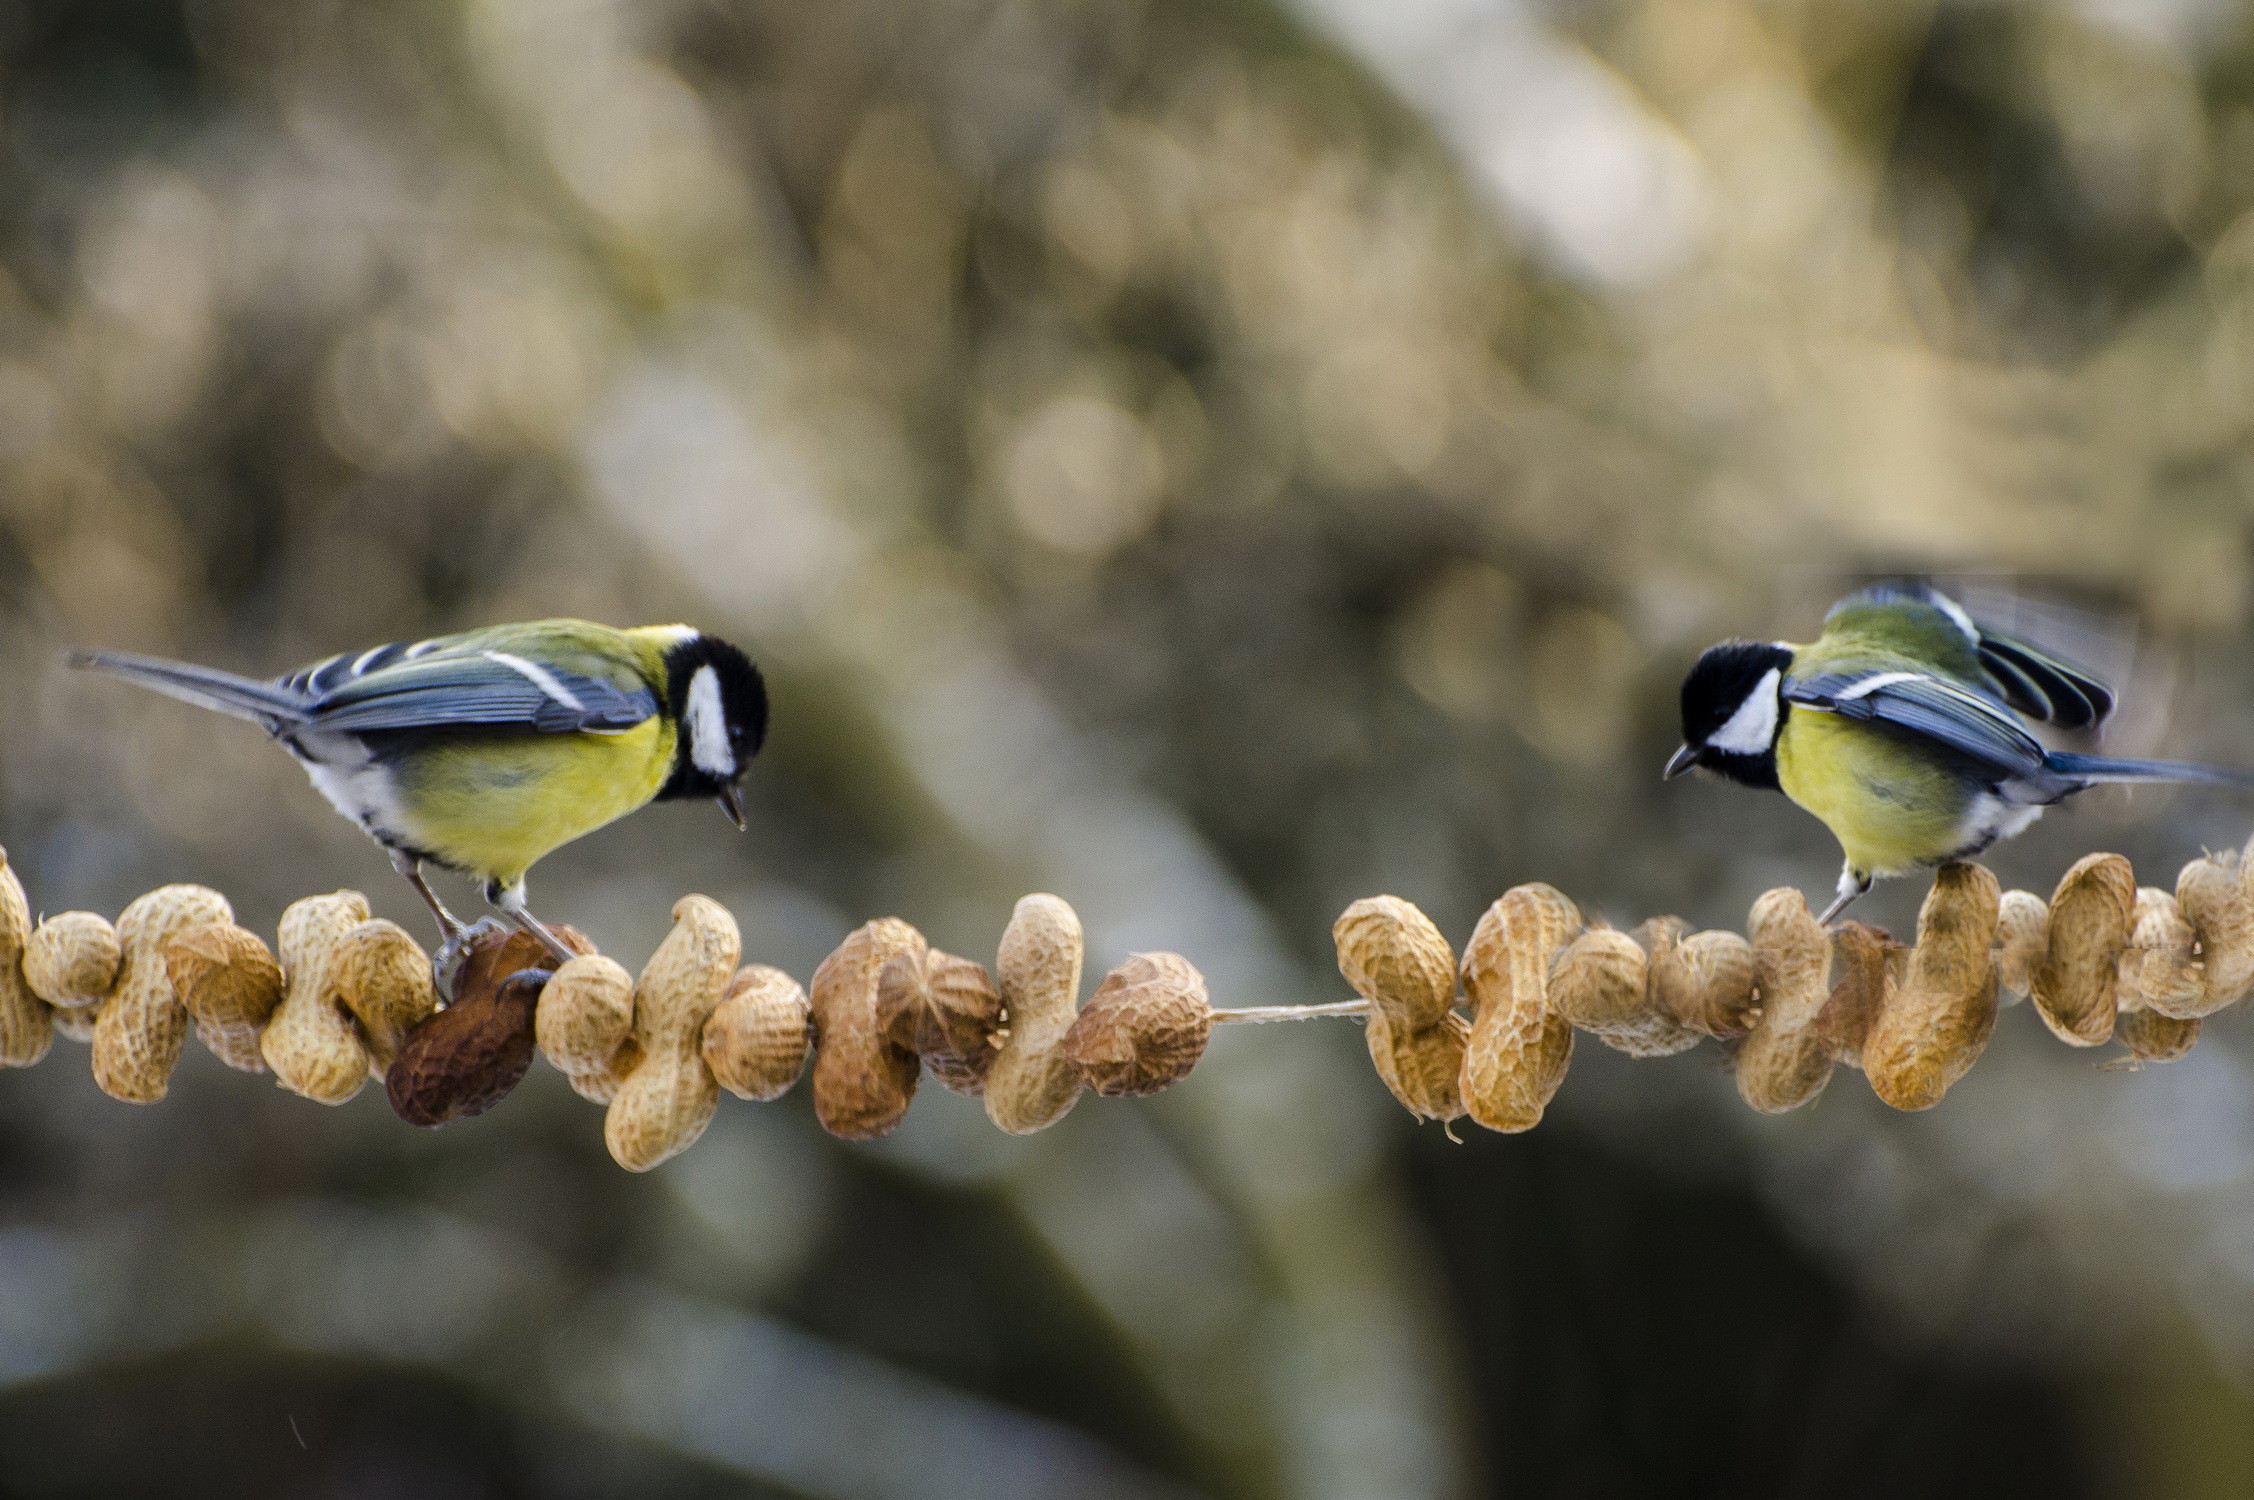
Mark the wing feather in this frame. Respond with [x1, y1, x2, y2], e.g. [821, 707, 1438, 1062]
[1784, 670, 2051, 783]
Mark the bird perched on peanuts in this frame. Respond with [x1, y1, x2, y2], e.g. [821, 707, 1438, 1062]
[71, 621, 766, 969]
[1668, 580, 2250, 922]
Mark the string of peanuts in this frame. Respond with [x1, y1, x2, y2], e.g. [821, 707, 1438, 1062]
[0, 834, 2246, 1170]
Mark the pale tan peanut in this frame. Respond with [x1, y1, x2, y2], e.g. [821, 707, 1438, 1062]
[2030, 854, 2134, 1046]
[260, 890, 373, 1104]
[329, 919, 438, 1076]
[1819, 922, 1898, 1068]
[1061, 952, 1211, 1096]
[49, 1005, 99, 1044]
[2122, 888, 2203, 1020]
[984, 895, 1087, 1136]
[1333, 896, 1464, 1121]
[878, 948, 1003, 1094]
[1735, 888, 1834, 1114]
[809, 917, 926, 1140]
[1994, 891, 2048, 1004]
[0, 848, 48, 1068]
[163, 923, 283, 1071]
[538, 954, 638, 1103]
[2177, 852, 2254, 1017]
[1864, 863, 2001, 1111]
[24, 912, 122, 1011]
[2116, 1007, 2200, 1062]
[1551, 926, 1701, 1058]
[702, 965, 810, 1102]
[606, 896, 741, 1171]
[1458, 884, 1579, 1133]
[1651, 929, 1758, 1039]
[92, 883, 234, 1100]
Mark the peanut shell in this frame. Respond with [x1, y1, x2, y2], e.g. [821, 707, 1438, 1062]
[1652, 929, 1757, 1039]
[24, 912, 122, 1011]
[1458, 884, 1579, 1132]
[331, 918, 438, 1075]
[2124, 887, 2203, 1019]
[1333, 895, 1464, 1120]
[1864, 862, 2000, 1110]
[1994, 891, 2048, 1003]
[1551, 926, 1700, 1058]
[2177, 852, 2254, 1017]
[164, 922, 283, 1071]
[538, 953, 638, 1102]
[984, 896, 1086, 1135]
[0, 850, 50, 1068]
[261, 890, 374, 1103]
[606, 896, 740, 1170]
[1735, 888, 1833, 1114]
[94, 882, 233, 1099]
[1060, 951, 1211, 1097]
[878, 947, 1003, 1095]
[2031, 854, 2133, 1046]
[702, 964, 810, 1102]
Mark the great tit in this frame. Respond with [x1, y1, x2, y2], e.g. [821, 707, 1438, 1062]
[70, 621, 766, 965]
[1666, 581, 2249, 922]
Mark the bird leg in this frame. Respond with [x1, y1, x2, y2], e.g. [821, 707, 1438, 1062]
[392, 849, 469, 948]
[485, 878, 582, 967]
[1817, 862, 1873, 925]
[390, 851, 507, 983]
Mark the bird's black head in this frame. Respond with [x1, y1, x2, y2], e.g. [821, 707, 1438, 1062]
[658, 633, 768, 822]
[1668, 640, 1794, 791]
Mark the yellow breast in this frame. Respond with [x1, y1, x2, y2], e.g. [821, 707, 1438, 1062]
[1774, 708, 1977, 877]
[388, 718, 676, 884]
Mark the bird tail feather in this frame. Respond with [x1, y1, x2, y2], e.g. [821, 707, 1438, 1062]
[2044, 751, 2254, 788]
[67, 650, 309, 727]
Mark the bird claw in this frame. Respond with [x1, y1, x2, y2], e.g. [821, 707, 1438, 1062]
[432, 917, 510, 990]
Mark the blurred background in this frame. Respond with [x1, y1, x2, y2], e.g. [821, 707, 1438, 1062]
[6, 0, 2254, 1493]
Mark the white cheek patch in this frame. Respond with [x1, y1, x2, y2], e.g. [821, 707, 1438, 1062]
[685, 665, 733, 777]
[1708, 667, 1782, 755]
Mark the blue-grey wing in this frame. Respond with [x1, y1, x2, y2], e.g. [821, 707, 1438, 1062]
[1784, 670, 2050, 783]
[289, 650, 656, 736]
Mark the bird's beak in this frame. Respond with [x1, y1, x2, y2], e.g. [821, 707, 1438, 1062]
[714, 783, 746, 830]
[1663, 745, 1700, 781]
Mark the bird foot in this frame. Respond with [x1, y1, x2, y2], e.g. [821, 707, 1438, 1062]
[432, 917, 510, 990]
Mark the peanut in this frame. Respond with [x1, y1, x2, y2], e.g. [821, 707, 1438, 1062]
[1651, 928, 1757, 1039]
[1864, 862, 2000, 1111]
[1060, 951, 1211, 1097]
[877, 947, 1003, 1094]
[2030, 854, 2133, 1047]
[2175, 851, 2254, 1017]
[1819, 922, 1899, 1068]
[2122, 888, 2203, 1020]
[808, 917, 926, 1140]
[606, 896, 740, 1170]
[1458, 884, 1579, 1132]
[24, 912, 122, 1012]
[984, 895, 1086, 1136]
[387, 928, 561, 1126]
[329, 920, 438, 1076]
[1333, 895, 1465, 1121]
[538, 954, 639, 1103]
[0, 848, 48, 1068]
[260, 890, 373, 1103]
[164, 923, 283, 1071]
[702, 964, 810, 1102]
[1551, 925, 1702, 1058]
[2116, 1007, 2200, 1062]
[93, 883, 233, 1100]
[1994, 891, 2048, 1004]
[1735, 888, 1833, 1114]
